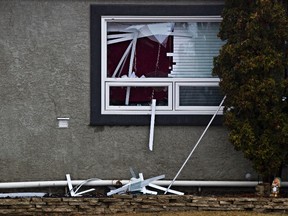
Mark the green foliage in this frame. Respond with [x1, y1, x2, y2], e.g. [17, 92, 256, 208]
[213, 0, 288, 180]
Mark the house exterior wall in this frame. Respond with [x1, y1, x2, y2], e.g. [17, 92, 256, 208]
[0, 0, 258, 183]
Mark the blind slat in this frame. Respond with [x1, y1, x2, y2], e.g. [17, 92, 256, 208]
[169, 22, 224, 78]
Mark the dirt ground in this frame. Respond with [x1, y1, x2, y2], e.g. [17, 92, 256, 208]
[112, 211, 287, 216]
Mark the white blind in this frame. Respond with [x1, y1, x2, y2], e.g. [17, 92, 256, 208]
[168, 22, 224, 78]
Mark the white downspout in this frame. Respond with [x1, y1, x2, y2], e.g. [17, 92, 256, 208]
[0, 180, 278, 189]
[149, 99, 157, 151]
[165, 96, 226, 194]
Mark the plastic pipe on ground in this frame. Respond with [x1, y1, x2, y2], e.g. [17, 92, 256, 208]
[0, 180, 276, 189]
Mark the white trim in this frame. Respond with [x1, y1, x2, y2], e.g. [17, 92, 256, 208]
[149, 99, 157, 151]
[105, 78, 220, 82]
[101, 17, 108, 115]
[101, 16, 222, 22]
[105, 82, 173, 112]
[175, 82, 223, 114]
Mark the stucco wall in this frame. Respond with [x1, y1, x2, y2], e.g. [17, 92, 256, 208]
[0, 0, 258, 183]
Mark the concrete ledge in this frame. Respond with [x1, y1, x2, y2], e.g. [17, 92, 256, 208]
[0, 195, 287, 215]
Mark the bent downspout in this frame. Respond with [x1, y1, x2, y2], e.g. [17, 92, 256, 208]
[0, 180, 277, 189]
[165, 96, 226, 194]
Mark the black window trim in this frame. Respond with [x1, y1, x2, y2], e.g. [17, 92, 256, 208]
[90, 4, 224, 126]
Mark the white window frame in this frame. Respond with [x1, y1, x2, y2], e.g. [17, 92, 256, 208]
[101, 16, 224, 115]
[175, 81, 223, 114]
[105, 81, 173, 114]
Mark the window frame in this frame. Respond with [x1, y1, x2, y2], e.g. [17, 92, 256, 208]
[104, 81, 173, 114]
[175, 81, 224, 114]
[101, 16, 223, 115]
[90, 4, 224, 126]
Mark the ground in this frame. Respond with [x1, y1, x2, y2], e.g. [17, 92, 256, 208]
[112, 211, 287, 216]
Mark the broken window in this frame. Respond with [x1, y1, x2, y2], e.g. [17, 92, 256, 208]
[100, 16, 224, 115]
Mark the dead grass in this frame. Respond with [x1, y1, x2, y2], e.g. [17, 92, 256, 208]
[112, 211, 287, 216]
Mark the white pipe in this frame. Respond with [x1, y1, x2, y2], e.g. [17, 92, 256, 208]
[157, 180, 261, 187]
[0, 180, 281, 189]
[0, 180, 122, 189]
[165, 96, 226, 194]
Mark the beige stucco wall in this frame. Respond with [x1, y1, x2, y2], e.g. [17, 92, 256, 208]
[0, 0, 258, 183]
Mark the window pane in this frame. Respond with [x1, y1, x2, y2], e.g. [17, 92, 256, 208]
[110, 86, 169, 106]
[169, 22, 224, 78]
[106, 21, 223, 79]
[179, 86, 223, 106]
[107, 22, 173, 78]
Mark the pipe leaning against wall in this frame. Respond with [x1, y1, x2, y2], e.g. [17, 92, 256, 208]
[0, 180, 283, 189]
